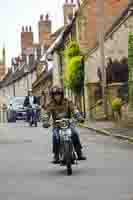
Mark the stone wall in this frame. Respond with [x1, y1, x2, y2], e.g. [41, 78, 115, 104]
[85, 82, 124, 119]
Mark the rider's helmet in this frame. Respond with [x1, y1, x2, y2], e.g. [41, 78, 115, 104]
[28, 89, 33, 96]
[49, 85, 64, 98]
[28, 89, 32, 92]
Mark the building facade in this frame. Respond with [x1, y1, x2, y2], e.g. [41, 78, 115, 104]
[0, 14, 55, 102]
[84, 2, 133, 119]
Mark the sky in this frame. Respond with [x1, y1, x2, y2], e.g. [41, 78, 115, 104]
[0, 0, 65, 67]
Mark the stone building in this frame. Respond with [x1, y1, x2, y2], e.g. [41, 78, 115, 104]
[48, 0, 131, 118]
[31, 0, 78, 96]
[0, 14, 58, 101]
[84, 2, 133, 119]
[32, 69, 53, 97]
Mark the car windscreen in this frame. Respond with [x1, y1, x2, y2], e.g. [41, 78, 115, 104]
[10, 97, 25, 109]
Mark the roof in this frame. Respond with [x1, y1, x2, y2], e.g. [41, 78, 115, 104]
[0, 64, 26, 88]
[0, 21, 65, 89]
[51, 26, 65, 38]
[32, 69, 52, 88]
[41, 23, 73, 58]
[0, 48, 47, 88]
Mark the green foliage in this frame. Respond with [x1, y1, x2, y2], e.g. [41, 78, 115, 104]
[64, 41, 80, 59]
[111, 97, 122, 111]
[128, 32, 133, 107]
[63, 41, 84, 94]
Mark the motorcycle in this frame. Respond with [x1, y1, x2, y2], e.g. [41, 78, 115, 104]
[26, 105, 40, 127]
[54, 118, 78, 176]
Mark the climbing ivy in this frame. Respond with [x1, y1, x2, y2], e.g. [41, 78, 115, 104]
[128, 32, 133, 107]
[63, 41, 84, 94]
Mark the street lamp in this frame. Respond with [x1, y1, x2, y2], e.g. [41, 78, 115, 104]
[96, 0, 108, 118]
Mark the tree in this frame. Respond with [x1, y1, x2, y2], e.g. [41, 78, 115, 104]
[64, 41, 84, 95]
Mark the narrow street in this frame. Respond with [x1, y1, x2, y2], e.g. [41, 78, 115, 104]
[0, 122, 133, 200]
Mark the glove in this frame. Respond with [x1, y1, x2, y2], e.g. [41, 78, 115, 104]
[79, 117, 85, 123]
[42, 122, 51, 128]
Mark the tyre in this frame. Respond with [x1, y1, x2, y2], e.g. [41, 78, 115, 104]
[64, 142, 72, 176]
[29, 121, 32, 127]
[7, 110, 16, 122]
[35, 121, 37, 127]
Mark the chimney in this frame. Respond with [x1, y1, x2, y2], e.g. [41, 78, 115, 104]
[63, 0, 76, 25]
[22, 26, 24, 32]
[21, 26, 34, 54]
[77, 0, 80, 8]
[29, 26, 32, 32]
[38, 14, 52, 45]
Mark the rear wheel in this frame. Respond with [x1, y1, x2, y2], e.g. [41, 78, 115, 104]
[64, 142, 72, 176]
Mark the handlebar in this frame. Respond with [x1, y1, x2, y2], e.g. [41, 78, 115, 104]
[55, 118, 69, 122]
[24, 105, 41, 110]
[55, 118, 77, 123]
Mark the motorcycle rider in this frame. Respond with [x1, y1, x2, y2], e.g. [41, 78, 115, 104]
[24, 89, 39, 123]
[42, 85, 86, 163]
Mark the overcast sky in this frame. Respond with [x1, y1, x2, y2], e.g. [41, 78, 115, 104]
[0, 0, 65, 67]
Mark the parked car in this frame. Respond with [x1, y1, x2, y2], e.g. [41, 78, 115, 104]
[7, 97, 27, 122]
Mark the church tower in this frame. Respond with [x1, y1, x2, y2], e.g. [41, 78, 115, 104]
[2, 45, 6, 66]
[0, 45, 6, 81]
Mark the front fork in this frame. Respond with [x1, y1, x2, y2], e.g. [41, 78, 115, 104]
[59, 130, 78, 163]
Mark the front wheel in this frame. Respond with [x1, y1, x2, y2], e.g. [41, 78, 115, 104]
[35, 121, 37, 127]
[64, 142, 72, 176]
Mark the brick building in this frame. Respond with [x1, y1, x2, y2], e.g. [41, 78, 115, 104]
[48, 0, 130, 118]
[0, 14, 56, 99]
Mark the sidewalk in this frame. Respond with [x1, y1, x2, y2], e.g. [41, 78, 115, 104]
[81, 120, 133, 143]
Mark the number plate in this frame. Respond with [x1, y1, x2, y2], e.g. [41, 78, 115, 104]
[62, 129, 72, 141]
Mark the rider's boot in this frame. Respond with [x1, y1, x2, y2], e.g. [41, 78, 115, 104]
[75, 145, 87, 160]
[52, 153, 60, 164]
[52, 144, 60, 164]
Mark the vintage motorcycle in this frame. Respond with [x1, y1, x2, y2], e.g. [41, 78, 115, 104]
[54, 118, 78, 176]
[26, 105, 40, 127]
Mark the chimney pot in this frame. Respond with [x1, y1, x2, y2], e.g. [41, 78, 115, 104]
[77, 0, 80, 7]
[65, 0, 68, 4]
[29, 26, 32, 31]
[71, 0, 73, 4]
[46, 13, 49, 20]
[26, 26, 28, 32]
[22, 26, 24, 32]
